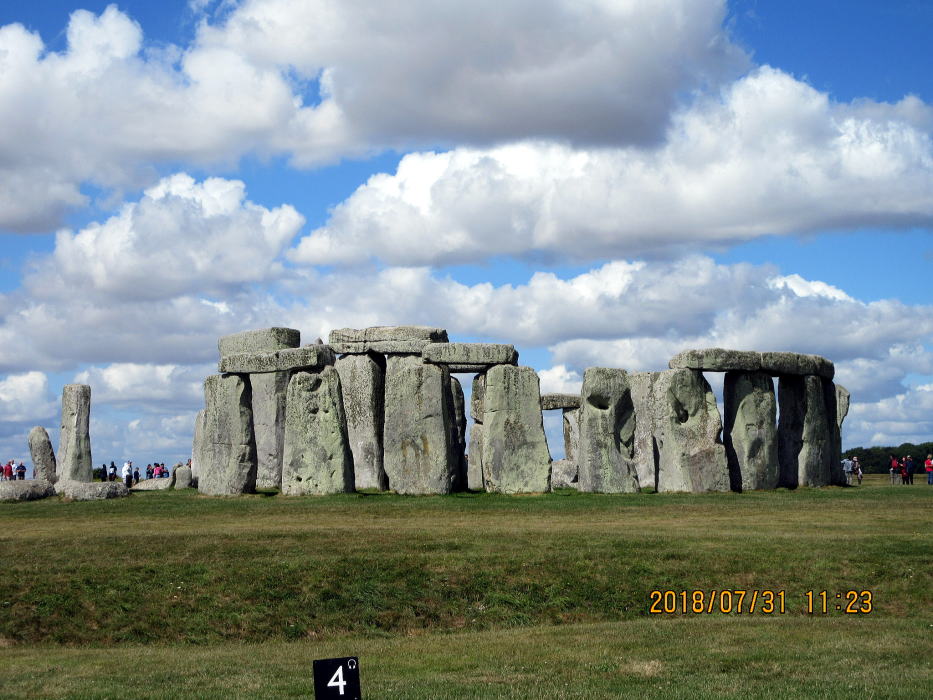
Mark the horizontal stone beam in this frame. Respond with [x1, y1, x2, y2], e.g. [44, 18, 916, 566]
[218, 327, 300, 358]
[540, 393, 581, 411]
[330, 340, 433, 355]
[422, 342, 517, 367]
[219, 346, 336, 374]
[329, 326, 449, 344]
[669, 348, 833, 379]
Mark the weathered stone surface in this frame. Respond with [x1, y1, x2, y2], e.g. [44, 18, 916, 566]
[777, 375, 832, 488]
[219, 346, 335, 374]
[540, 393, 582, 411]
[822, 379, 844, 486]
[627, 372, 658, 491]
[218, 327, 300, 358]
[191, 409, 207, 484]
[562, 408, 580, 463]
[724, 371, 778, 491]
[835, 384, 850, 430]
[281, 368, 355, 495]
[173, 466, 193, 489]
[440, 364, 499, 374]
[467, 423, 484, 490]
[28, 426, 57, 483]
[470, 374, 485, 423]
[330, 326, 449, 343]
[669, 348, 761, 373]
[59, 384, 93, 483]
[655, 369, 730, 493]
[335, 354, 387, 491]
[198, 374, 258, 496]
[0, 479, 54, 502]
[482, 365, 551, 493]
[131, 475, 174, 491]
[249, 371, 290, 489]
[550, 459, 578, 490]
[577, 368, 638, 493]
[423, 343, 517, 366]
[56, 480, 128, 500]
[383, 356, 456, 494]
[331, 340, 433, 355]
[449, 376, 467, 490]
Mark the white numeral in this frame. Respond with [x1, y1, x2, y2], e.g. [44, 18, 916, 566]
[327, 665, 347, 695]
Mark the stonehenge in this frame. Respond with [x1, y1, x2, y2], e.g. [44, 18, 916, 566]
[190, 324, 850, 497]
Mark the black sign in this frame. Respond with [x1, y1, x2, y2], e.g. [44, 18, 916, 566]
[313, 656, 361, 699]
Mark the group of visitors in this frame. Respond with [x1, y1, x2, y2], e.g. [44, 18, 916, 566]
[888, 454, 933, 485]
[147, 463, 170, 480]
[841, 456, 864, 485]
[97, 460, 172, 486]
[2, 460, 28, 480]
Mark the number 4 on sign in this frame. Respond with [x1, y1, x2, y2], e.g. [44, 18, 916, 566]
[313, 656, 362, 700]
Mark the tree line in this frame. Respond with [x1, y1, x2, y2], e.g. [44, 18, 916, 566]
[843, 442, 933, 473]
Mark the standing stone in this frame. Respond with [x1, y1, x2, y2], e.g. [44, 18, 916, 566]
[577, 368, 638, 493]
[655, 369, 729, 493]
[550, 459, 578, 489]
[835, 384, 851, 431]
[250, 371, 290, 489]
[723, 371, 778, 491]
[191, 409, 207, 484]
[778, 375, 832, 488]
[173, 466, 193, 490]
[449, 376, 467, 490]
[628, 372, 659, 491]
[562, 407, 580, 464]
[482, 365, 551, 493]
[383, 355, 456, 494]
[470, 374, 485, 423]
[58, 384, 92, 483]
[281, 368, 354, 495]
[198, 374, 258, 496]
[28, 426, 57, 483]
[823, 379, 844, 486]
[467, 422, 484, 490]
[335, 353, 387, 491]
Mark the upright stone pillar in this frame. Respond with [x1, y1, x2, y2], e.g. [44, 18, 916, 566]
[723, 371, 778, 491]
[383, 355, 456, 494]
[778, 375, 832, 488]
[628, 372, 658, 491]
[655, 369, 729, 493]
[335, 353, 387, 490]
[467, 374, 485, 490]
[59, 384, 93, 482]
[482, 365, 551, 493]
[562, 408, 580, 464]
[822, 379, 845, 486]
[281, 367, 354, 495]
[28, 426, 57, 483]
[191, 409, 207, 483]
[577, 368, 638, 493]
[198, 374, 258, 496]
[449, 376, 467, 490]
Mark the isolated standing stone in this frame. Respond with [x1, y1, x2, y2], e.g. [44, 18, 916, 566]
[28, 426, 57, 483]
[281, 368, 355, 495]
[383, 355, 457, 494]
[250, 371, 290, 489]
[467, 422, 484, 490]
[173, 465, 193, 489]
[191, 409, 207, 483]
[577, 368, 638, 493]
[449, 376, 468, 490]
[777, 375, 832, 488]
[482, 365, 552, 493]
[58, 384, 93, 483]
[655, 369, 729, 493]
[724, 371, 778, 491]
[335, 353, 387, 490]
[198, 374, 258, 496]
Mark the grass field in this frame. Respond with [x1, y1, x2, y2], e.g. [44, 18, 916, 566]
[1, 474, 931, 698]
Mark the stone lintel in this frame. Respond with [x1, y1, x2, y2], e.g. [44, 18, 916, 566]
[422, 342, 518, 366]
[219, 345, 336, 374]
[331, 340, 433, 355]
[218, 328, 300, 358]
[329, 326, 449, 344]
[670, 348, 834, 379]
[540, 393, 581, 411]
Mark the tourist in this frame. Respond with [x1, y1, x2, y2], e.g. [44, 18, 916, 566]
[900, 457, 908, 485]
[100, 463, 108, 481]
[109, 462, 117, 481]
[842, 457, 853, 485]
[853, 456, 863, 485]
[925, 455, 933, 485]
[15, 462, 26, 480]
[2, 460, 13, 481]
[905, 455, 915, 485]
[160, 462, 168, 478]
[889, 454, 899, 485]
[122, 461, 132, 488]
[133, 466, 140, 484]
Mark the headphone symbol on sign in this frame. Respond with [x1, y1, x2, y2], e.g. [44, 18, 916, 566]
[347, 659, 357, 670]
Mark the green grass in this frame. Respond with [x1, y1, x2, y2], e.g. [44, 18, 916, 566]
[1, 474, 931, 698]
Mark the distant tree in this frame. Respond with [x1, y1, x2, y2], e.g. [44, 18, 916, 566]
[843, 442, 933, 473]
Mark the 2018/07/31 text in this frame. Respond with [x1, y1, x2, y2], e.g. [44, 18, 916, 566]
[648, 590, 873, 615]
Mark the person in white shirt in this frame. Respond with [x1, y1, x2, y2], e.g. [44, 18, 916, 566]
[122, 461, 133, 488]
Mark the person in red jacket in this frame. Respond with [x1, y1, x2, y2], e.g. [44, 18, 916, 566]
[889, 454, 899, 485]
[2, 461, 13, 481]
[925, 454, 933, 486]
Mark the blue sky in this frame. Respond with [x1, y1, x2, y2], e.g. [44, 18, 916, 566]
[1, 0, 931, 466]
